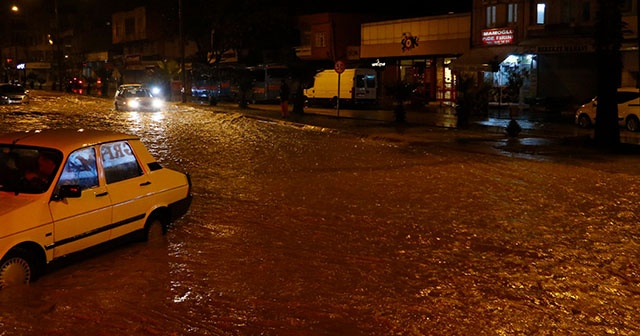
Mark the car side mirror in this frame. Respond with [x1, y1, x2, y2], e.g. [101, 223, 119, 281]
[55, 184, 82, 200]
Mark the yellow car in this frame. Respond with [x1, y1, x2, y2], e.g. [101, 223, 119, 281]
[0, 129, 192, 288]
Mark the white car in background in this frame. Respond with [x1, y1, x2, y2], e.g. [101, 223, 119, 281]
[0, 129, 192, 288]
[114, 84, 164, 111]
[575, 87, 640, 132]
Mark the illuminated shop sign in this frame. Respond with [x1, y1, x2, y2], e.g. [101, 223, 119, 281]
[481, 28, 515, 45]
[372, 59, 386, 67]
[536, 44, 593, 53]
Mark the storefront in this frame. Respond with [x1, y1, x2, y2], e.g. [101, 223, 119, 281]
[450, 27, 535, 106]
[452, 30, 596, 108]
[360, 13, 471, 105]
[520, 37, 596, 106]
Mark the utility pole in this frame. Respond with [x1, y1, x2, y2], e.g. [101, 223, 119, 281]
[54, 0, 63, 91]
[179, 0, 186, 103]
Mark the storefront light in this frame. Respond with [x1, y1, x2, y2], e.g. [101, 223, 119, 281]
[504, 55, 519, 64]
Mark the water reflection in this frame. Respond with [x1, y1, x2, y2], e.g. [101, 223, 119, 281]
[1, 92, 639, 335]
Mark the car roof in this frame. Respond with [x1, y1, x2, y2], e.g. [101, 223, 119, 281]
[0, 83, 25, 89]
[0, 129, 139, 153]
[119, 84, 144, 88]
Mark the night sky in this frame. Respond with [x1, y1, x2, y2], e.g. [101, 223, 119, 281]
[306, 0, 471, 16]
[105, 0, 472, 19]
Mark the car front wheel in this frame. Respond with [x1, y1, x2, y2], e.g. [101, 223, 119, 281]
[0, 248, 34, 288]
[577, 114, 592, 128]
[626, 115, 640, 132]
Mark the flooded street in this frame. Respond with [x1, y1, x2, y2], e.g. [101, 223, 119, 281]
[1, 91, 639, 335]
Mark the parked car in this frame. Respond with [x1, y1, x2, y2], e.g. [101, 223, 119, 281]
[575, 87, 640, 131]
[0, 83, 30, 105]
[0, 129, 192, 288]
[114, 84, 164, 111]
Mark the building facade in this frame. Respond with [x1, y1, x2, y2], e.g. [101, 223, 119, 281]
[359, 14, 471, 105]
[452, 0, 639, 109]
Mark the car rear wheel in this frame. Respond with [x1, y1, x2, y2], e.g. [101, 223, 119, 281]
[0, 248, 34, 288]
[143, 216, 167, 245]
[626, 115, 640, 132]
[577, 114, 592, 128]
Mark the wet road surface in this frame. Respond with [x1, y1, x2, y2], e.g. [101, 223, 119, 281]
[0, 91, 639, 335]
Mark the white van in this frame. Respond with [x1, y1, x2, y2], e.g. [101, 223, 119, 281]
[304, 68, 377, 107]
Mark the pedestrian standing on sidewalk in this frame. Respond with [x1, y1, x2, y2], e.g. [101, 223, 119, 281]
[279, 79, 290, 118]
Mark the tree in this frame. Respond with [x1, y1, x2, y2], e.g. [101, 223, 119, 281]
[149, 60, 182, 101]
[594, 0, 623, 147]
[184, 0, 296, 66]
[504, 65, 529, 103]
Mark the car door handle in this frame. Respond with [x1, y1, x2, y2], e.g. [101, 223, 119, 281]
[140, 181, 151, 186]
[96, 192, 108, 197]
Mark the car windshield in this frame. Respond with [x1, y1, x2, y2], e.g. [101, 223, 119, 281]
[0, 145, 63, 194]
[0, 85, 26, 94]
[617, 91, 640, 104]
[124, 89, 152, 98]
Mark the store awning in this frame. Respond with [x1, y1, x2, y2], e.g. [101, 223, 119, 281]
[451, 46, 519, 72]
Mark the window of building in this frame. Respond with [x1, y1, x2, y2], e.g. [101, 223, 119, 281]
[508, 3, 518, 23]
[314, 32, 326, 48]
[301, 30, 311, 46]
[124, 18, 135, 37]
[582, 2, 591, 21]
[486, 5, 497, 27]
[536, 3, 546, 25]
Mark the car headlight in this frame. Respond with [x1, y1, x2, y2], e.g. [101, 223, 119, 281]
[151, 86, 161, 95]
[152, 99, 164, 109]
[128, 100, 140, 109]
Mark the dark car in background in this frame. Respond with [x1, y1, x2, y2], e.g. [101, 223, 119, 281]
[0, 84, 30, 105]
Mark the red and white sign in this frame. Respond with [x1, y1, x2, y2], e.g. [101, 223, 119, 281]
[334, 60, 345, 74]
[481, 28, 515, 46]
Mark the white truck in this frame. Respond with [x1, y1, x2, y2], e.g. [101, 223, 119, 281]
[304, 68, 377, 107]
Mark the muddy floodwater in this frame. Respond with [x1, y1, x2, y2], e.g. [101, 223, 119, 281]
[0, 92, 639, 335]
